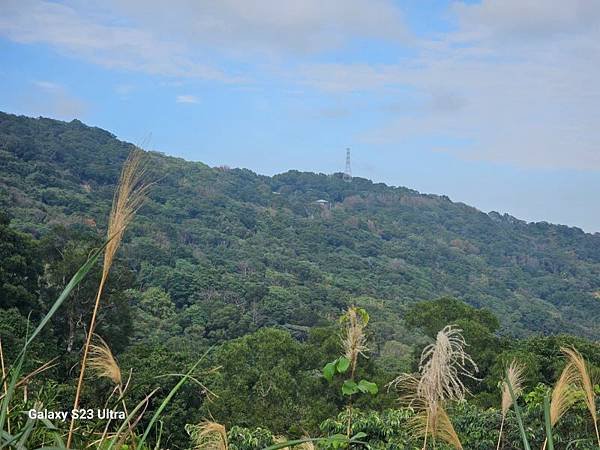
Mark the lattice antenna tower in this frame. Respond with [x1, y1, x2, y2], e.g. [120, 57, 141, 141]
[343, 148, 352, 182]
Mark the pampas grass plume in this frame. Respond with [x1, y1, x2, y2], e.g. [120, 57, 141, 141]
[88, 335, 122, 386]
[186, 421, 228, 450]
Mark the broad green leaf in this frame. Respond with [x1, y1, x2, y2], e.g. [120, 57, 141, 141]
[336, 356, 350, 373]
[342, 380, 359, 396]
[351, 432, 368, 441]
[357, 379, 378, 395]
[326, 434, 350, 449]
[323, 361, 336, 382]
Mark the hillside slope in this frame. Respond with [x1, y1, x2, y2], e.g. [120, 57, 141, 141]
[1, 111, 600, 339]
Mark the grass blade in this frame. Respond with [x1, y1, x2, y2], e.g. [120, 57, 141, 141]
[138, 350, 212, 449]
[137, 363, 200, 448]
[40, 418, 64, 448]
[16, 413, 36, 450]
[506, 370, 531, 450]
[105, 388, 159, 450]
[261, 436, 368, 450]
[0, 351, 25, 440]
[544, 393, 555, 450]
[22, 239, 109, 352]
[262, 438, 329, 450]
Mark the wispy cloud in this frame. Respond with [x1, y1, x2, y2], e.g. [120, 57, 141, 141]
[24, 80, 86, 119]
[452, 0, 600, 40]
[292, 0, 600, 170]
[176, 94, 199, 104]
[115, 84, 134, 95]
[2, 0, 599, 170]
[0, 0, 231, 81]
[0, 0, 408, 81]
[32, 80, 61, 91]
[106, 0, 409, 55]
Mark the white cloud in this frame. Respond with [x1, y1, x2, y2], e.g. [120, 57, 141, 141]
[452, 0, 600, 40]
[23, 80, 86, 119]
[0, 0, 408, 81]
[106, 0, 409, 55]
[176, 95, 199, 104]
[292, 1, 600, 170]
[0, 0, 231, 81]
[2, 0, 599, 170]
[296, 63, 406, 93]
[32, 80, 62, 91]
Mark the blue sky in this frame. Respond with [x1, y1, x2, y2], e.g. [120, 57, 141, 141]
[1, 0, 600, 231]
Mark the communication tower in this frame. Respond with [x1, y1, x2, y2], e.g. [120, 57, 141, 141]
[343, 148, 352, 182]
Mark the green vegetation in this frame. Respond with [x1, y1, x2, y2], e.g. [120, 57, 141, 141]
[0, 111, 599, 449]
[2, 112, 600, 340]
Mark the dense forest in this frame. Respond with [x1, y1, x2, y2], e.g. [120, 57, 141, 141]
[1, 111, 599, 449]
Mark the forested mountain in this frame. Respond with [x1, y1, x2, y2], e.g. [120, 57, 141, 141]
[3, 111, 600, 449]
[2, 110, 600, 341]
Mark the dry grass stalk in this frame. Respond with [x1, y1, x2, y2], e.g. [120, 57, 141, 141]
[390, 326, 476, 449]
[88, 335, 122, 386]
[341, 306, 369, 377]
[186, 421, 228, 450]
[501, 360, 525, 415]
[297, 439, 315, 450]
[541, 352, 583, 450]
[272, 435, 314, 450]
[410, 402, 463, 450]
[549, 361, 579, 427]
[274, 436, 290, 450]
[435, 404, 463, 450]
[340, 306, 370, 438]
[88, 335, 136, 449]
[67, 148, 149, 448]
[417, 325, 478, 404]
[497, 359, 525, 450]
[0, 337, 9, 433]
[273, 436, 315, 450]
[102, 149, 150, 279]
[0, 357, 59, 401]
[562, 346, 600, 446]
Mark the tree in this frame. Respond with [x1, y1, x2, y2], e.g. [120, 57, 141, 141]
[405, 296, 499, 338]
[204, 328, 322, 435]
[129, 287, 181, 344]
[0, 213, 41, 315]
[40, 226, 133, 354]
